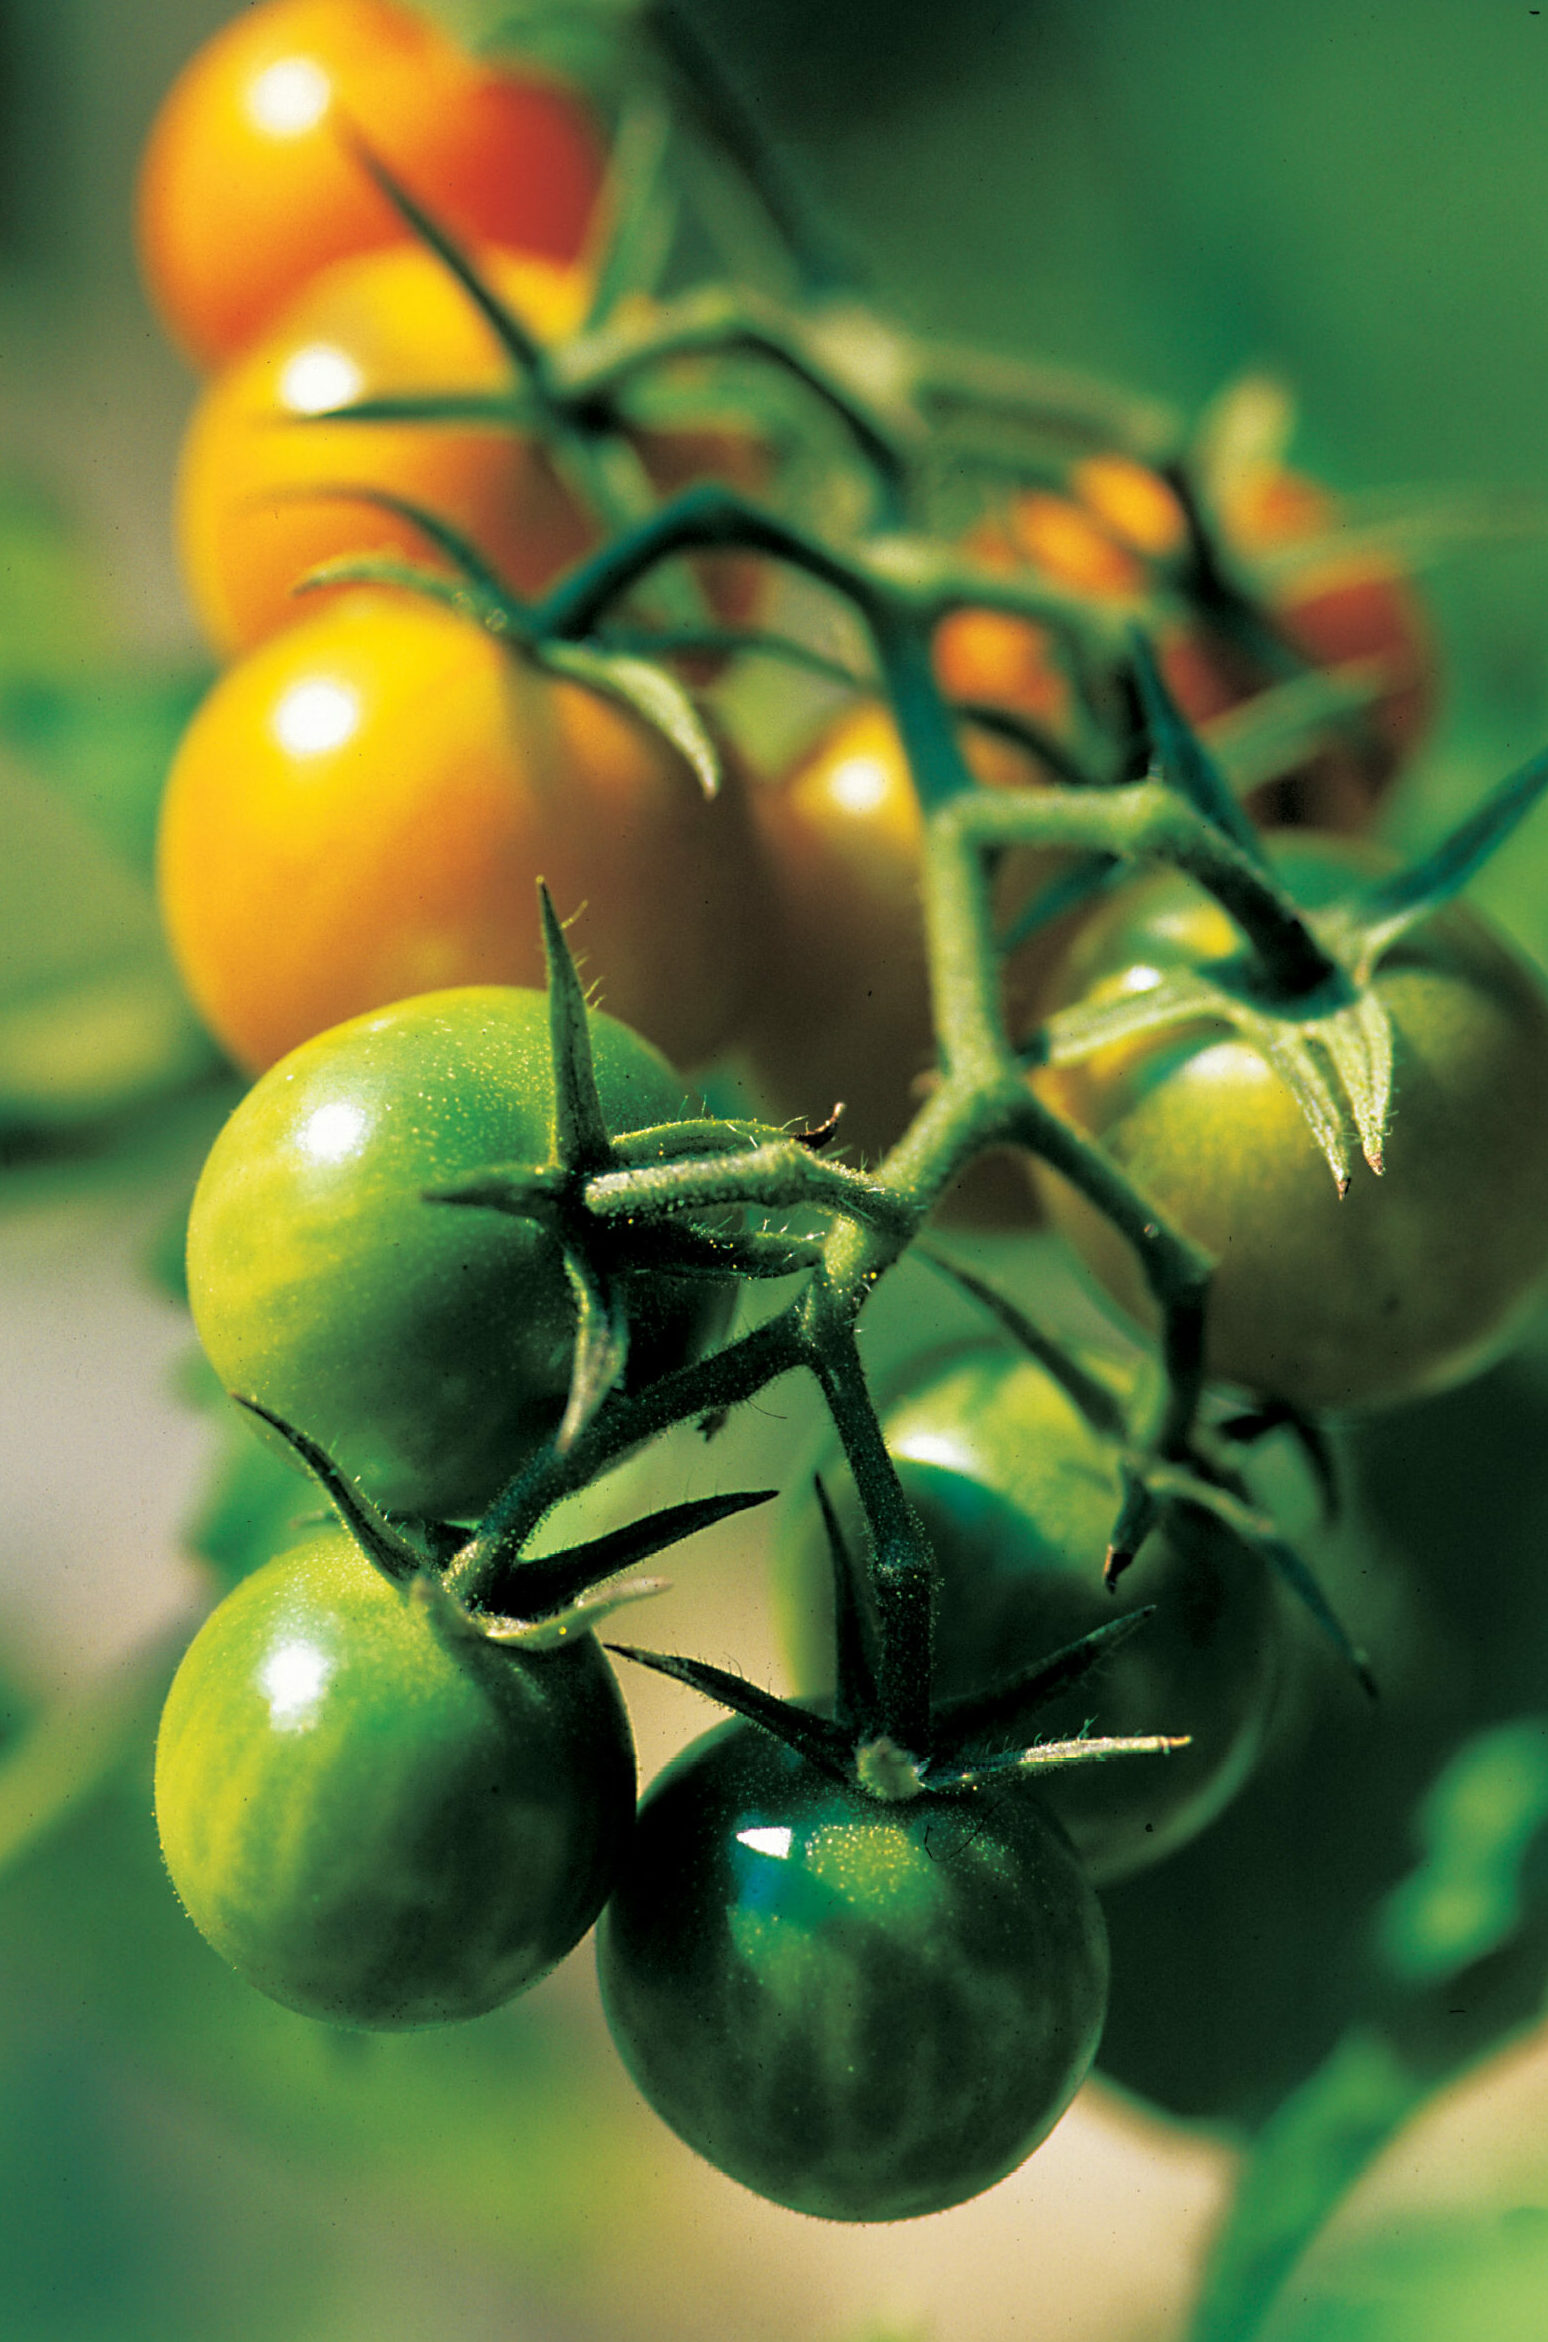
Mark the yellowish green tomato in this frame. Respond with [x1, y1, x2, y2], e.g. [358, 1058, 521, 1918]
[596, 1718, 1109, 2221]
[156, 1525, 635, 2027]
[186, 986, 729, 1522]
[1032, 841, 1548, 1411]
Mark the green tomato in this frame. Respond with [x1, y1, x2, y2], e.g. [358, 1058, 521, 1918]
[186, 985, 730, 1521]
[776, 1344, 1285, 1884]
[1031, 840, 1548, 1411]
[155, 1525, 635, 2027]
[596, 1719, 1109, 2223]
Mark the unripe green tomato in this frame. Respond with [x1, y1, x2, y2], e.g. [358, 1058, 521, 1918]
[597, 1718, 1108, 2221]
[775, 1345, 1285, 1884]
[155, 1525, 636, 2028]
[1031, 840, 1548, 1411]
[187, 986, 731, 1522]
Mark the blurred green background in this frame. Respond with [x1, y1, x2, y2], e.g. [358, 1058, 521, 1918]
[8, 3, 1548, 2337]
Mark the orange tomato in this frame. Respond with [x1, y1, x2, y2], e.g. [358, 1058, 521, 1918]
[156, 590, 763, 1074]
[734, 703, 1070, 1181]
[138, 0, 606, 369]
[177, 241, 596, 657]
[935, 459, 1433, 832]
[176, 241, 773, 660]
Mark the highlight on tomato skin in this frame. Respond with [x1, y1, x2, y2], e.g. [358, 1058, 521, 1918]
[175, 240, 597, 658]
[184, 985, 735, 1524]
[155, 590, 766, 1077]
[155, 1525, 638, 2029]
[596, 1718, 1110, 2223]
[137, 0, 607, 369]
[1031, 839, 1548, 1415]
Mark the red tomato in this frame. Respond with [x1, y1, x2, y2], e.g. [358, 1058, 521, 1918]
[138, 0, 605, 368]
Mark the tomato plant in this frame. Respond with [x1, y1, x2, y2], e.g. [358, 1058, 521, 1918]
[156, 590, 762, 1074]
[155, 1523, 636, 2026]
[185, 984, 733, 1522]
[775, 1343, 1286, 1882]
[136, 0, 605, 368]
[1032, 838, 1548, 1412]
[595, 1716, 1109, 2221]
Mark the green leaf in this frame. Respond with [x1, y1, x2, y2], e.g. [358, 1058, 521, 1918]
[534, 637, 722, 797]
[1376, 1718, 1548, 1986]
[1189, 2031, 1423, 2342]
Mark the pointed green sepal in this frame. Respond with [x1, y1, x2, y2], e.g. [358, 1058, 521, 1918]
[606, 1645, 854, 1781]
[534, 637, 722, 799]
[540, 881, 614, 1173]
[480, 1487, 777, 1620]
[930, 1607, 1161, 1765]
[1129, 627, 1267, 862]
[558, 1245, 629, 1452]
[423, 1161, 568, 1223]
[1352, 741, 1548, 968]
[813, 1475, 883, 1739]
[1105, 1459, 1161, 1589]
[231, 1397, 431, 1585]
[338, 127, 549, 387]
[913, 1246, 1129, 1440]
[271, 482, 521, 605]
[925, 1729, 1192, 1794]
[481, 1576, 668, 1650]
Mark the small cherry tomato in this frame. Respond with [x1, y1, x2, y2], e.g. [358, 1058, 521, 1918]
[775, 1343, 1285, 1883]
[138, 0, 605, 367]
[734, 702, 1071, 1177]
[1031, 839, 1548, 1412]
[157, 590, 762, 1074]
[185, 985, 733, 1521]
[176, 241, 595, 657]
[175, 242, 774, 661]
[596, 1718, 1109, 2221]
[156, 1524, 636, 2026]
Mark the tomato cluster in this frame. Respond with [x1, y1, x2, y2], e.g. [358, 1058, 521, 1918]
[134, 0, 1548, 2240]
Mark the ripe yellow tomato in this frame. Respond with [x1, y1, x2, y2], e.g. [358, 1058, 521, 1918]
[137, 0, 605, 368]
[177, 241, 595, 657]
[156, 590, 763, 1073]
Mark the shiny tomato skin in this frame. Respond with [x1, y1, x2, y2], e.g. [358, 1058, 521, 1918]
[155, 1525, 636, 2027]
[185, 986, 731, 1522]
[735, 702, 1071, 1180]
[596, 1719, 1109, 2221]
[156, 591, 761, 1074]
[776, 1345, 1284, 1883]
[176, 241, 595, 657]
[1032, 840, 1548, 1412]
[138, 0, 605, 367]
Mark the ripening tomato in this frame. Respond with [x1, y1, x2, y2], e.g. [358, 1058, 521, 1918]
[733, 701, 1071, 1185]
[596, 1718, 1109, 2220]
[156, 590, 763, 1073]
[935, 461, 1432, 833]
[1031, 839, 1548, 1412]
[175, 241, 774, 659]
[138, 0, 605, 367]
[176, 241, 594, 656]
[156, 1524, 636, 2026]
[185, 986, 733, 1522]
[774, 1343, 1285, 1884]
